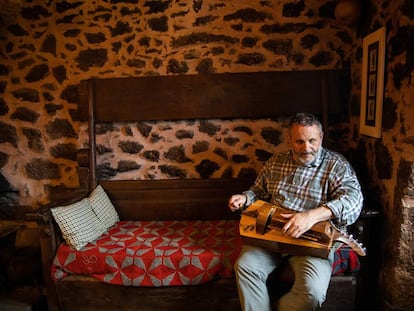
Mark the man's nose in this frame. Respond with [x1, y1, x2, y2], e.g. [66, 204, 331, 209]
[304, 142, 313, 151]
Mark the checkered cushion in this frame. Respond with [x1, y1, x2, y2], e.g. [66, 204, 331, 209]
[51, 198, 107, 250]
[88, 185, 119, 229]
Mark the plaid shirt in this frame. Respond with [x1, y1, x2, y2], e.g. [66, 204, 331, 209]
[244, 148, 363, 228]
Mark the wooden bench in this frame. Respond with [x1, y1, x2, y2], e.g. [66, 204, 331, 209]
[34, 70, 364, 311]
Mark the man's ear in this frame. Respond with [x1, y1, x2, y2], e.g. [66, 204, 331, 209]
[286, 133, 291, 145]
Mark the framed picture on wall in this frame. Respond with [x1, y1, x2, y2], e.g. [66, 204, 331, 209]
[360, 27, 386, 138]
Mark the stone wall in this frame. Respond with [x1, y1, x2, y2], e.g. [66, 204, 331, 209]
[347, 0, 414, 309]
[89, 119, 287, 181]
[0, 0, 355, 207]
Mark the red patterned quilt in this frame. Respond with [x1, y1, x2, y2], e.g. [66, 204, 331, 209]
[52, 220, 241, 286]
[52, 220, 359, 287]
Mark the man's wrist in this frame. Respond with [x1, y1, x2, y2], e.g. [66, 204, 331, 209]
[241, 192, 250, 210]
[241, 194, 247, 209]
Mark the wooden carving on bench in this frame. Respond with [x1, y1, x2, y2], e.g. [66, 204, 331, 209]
[240, 200, 366, 259]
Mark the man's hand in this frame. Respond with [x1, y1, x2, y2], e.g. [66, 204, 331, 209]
[228, 194, 246, 212]
[281, 206, 333, 238]
[280, 211, 315, 238]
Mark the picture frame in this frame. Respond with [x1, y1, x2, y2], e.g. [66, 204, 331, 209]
[360, 27, 386, 138]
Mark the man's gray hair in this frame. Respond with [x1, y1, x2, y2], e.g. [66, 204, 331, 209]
[288, 113, 323, 132]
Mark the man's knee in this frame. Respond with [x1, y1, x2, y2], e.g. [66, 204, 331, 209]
[234, 255, 273, 282]
[234, 256, 259, 278]
[234, 255, 254, 279]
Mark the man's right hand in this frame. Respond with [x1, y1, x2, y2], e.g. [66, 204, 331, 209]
[228, 194, 247, 212]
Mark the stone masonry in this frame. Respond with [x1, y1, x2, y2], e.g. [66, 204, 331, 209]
[0, 0, 355, 206]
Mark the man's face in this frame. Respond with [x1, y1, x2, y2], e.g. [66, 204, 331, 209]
[288, 124, 323, 165]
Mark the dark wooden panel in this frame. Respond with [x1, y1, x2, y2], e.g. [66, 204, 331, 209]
[100, 178, 253, 221]
[78, 70, 344, 122]
[57, 276, 240, 311]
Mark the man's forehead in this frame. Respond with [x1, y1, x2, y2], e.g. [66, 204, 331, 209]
[289, 124, 322, 138]
[289, 123, 321, 132]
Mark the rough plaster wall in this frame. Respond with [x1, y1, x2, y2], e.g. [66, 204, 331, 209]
[0, 0, 354, 207]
